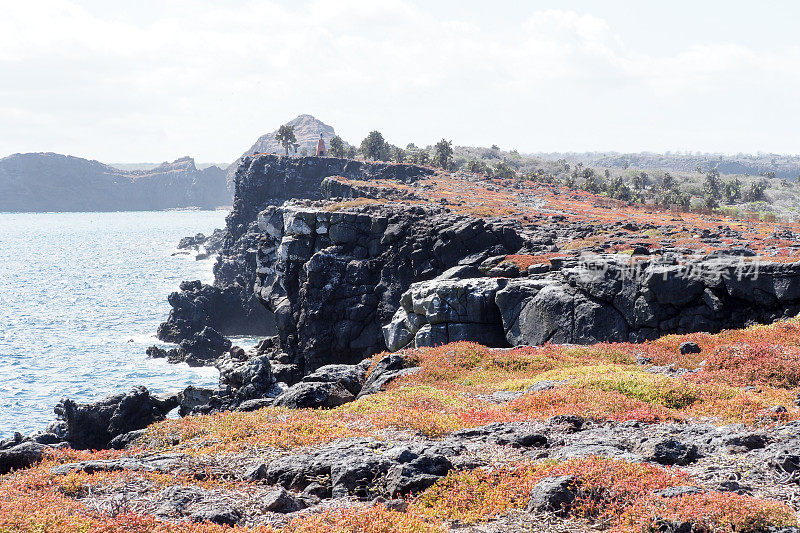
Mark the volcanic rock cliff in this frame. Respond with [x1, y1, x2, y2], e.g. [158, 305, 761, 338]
[254, 202, 523, 377]
[157, 155, 435, 362]
[160, 154, 800, 372]
[0, 153, 231, 212]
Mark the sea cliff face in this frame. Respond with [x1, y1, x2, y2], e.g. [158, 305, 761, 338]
[0, 153, 230, 212]
[161, 154, 800, 371]
[253, 202, 522, 376]
[157, 155, 435, 358]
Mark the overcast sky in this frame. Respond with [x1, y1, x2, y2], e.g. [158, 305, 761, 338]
[1, 0, 799, 163]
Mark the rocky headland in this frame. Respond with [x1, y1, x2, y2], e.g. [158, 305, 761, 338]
[4, 154, 800, 533]
[0, 153, 231, 212]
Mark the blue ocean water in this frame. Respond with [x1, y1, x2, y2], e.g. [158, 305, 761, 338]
[0, 210, 228, 438]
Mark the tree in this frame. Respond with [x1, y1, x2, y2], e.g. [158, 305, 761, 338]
[606, 176, 631, 201]
[660, 172, 676, 191]
[632, 171, 649, 191]
[275, 125, 297, 155]
[722, 178, 742, 204]
[581, 168, 602, 194]
[360, 131, 388, 161]
[492, 160, 515, 179]
[466, 159, 490, 175]
[744, 179, 768, 202]
[658, 189, 689, 207]
[433, 138, 453, 169]
[329, 135, 346, 158]
[703, 169, 722, 206]
[393, 147, 406, 163]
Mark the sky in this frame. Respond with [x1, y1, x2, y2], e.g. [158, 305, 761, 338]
[1, 0, 799, 163]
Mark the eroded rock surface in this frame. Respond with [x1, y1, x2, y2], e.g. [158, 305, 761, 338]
[159, 155, 434, 353]
[385, 254, 800, 349]
[253, 202, 522, 375]
[53, 386, 178, 450]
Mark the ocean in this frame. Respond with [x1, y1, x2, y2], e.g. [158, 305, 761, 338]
[0, 210, 227, 438]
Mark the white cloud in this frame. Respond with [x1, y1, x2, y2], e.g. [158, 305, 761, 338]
[0, 0, 799, 161]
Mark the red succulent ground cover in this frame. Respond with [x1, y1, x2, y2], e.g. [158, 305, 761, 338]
[378, 171, 800, 260]
[415, 457, 795, 532]
[3, 317, 800, 532]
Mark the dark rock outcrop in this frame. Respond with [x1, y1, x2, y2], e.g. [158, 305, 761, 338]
[384, 254, 800, 349]
[273, 381, 354, 409]
[301, 362, 370, 396]
[261, 438, 455, 498]
[0, 442, 46, 474]
[679, 341, 702, 355]
[357, 355, 419, 398]
[225, 114, 339, 188]
[262, 487, 306, 513]
[0, 153, 230, 212]
[526, 475, 577, 516]
[157, 280, 270, 348]
[108, 429, 147, 450]
[253, 202, 522, 374]
[54, 386, 179, 450]
[150, 328, 235, 367]
[177, 228, 226, 254]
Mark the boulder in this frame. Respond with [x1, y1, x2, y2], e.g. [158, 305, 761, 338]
[218, 354, 278, 404]
[526, 475, 577, 516]
[179, 386, 215, 417]
[514, 284, 575, 344]
[679, 342, 702, 355]
[385, 451, 453, 496]
[0, 442, 46, 474]
[176, 326, 232, 366]
[108, 429, 146, 450]
[357, 355, 420, 398]
[274, 382, 354, 409]
[262, 487, 306, 513]
[191, 505, 241, 527]
[301, 362, 369, 396]
[640, 438, 698, 466]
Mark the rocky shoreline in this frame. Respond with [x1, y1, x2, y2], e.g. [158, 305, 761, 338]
[4, 154, 800, 532]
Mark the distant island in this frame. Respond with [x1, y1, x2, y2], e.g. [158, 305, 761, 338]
[0, 153, 230, 212]
[0, 114, 344, 213]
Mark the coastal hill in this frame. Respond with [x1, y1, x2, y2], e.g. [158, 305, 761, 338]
[225, 114, 337, 186]
[0, 153, 231, 212]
